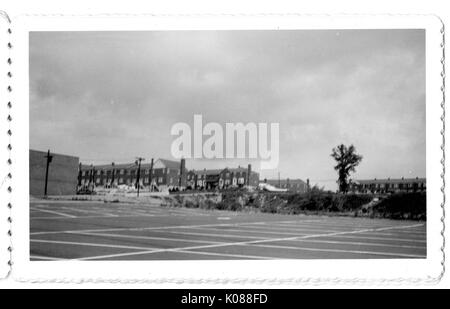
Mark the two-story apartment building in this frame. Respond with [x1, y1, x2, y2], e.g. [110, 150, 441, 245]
[78, 158, 187, 192]
[186, 164, 259, 190]
[350, 177, 426, 194]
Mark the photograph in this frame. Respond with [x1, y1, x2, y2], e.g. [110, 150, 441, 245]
[29, 29, 426, 261]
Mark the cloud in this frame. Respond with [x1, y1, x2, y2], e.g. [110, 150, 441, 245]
[30, 30, 425, 188]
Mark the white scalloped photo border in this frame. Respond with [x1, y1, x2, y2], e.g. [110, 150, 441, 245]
[0, 13, 445, 286]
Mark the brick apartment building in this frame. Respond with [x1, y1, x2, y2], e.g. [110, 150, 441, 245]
[78, 158, 187, 191]
[350, 177, 426, 194]
[186, 164, 259, 190]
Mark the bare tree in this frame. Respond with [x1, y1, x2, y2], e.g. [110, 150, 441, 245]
[331, 144, 363, 193]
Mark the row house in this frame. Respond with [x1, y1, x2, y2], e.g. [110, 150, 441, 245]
[78, 158, 187, 191]
[186, 164, 259, 190]
[350, 177, 426, 194]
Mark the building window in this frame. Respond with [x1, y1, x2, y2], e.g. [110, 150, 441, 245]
[158, 177, 163, 184]
[120, 169, 124, 175]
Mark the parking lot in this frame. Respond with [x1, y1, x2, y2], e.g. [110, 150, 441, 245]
[30, 199, 426, 260]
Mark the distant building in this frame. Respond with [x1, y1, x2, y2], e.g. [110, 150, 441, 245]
[187, 164, 259, 190]
[30, 149, 79, 196]
[263, 178, 308, 193]
[78, 158, 187, 191]
[350, 177, 426, 194]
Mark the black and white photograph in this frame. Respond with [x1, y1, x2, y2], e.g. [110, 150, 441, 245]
[28, 29, 427, 261]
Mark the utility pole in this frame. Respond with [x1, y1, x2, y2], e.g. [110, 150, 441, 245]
[111, 162, 115, 188]
[44, 150, 53, 197]
[149, 158, 154, 192]
[135, 157, 145, 197]
[278, 172, 281, 188]
[77, 162, 82, 187]
[91, 166, 96, 192]
[179, 158, 186, 188]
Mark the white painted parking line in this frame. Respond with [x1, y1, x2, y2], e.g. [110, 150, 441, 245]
[71, 231, 228, 245]
[31, 208, 76, 218]
[259, 224, 427, 239]
[246, 243, 425, 258]
[323, 234, 427, 243]
[268, 220, 425, 230]
[30, 219, 301, 236]
[263, 238, 425, 249]
[74, 223, 424, 261]
[218, 225, 345, 234]
[31, 214, 156, 220]
[173, 250, 280, 260]
[266, 221, 426, 233]
[355, 231, 426, 239]
[257, 222, 427, 238]
[59, 207, 118, 217]
[162, 230, 274, 240]
[265, 221, 374, 228]
[237, 224, 345, 232]
[31, 239, 159, 251]
[189, 226, 331, 236]
[30, 255, 68, 261]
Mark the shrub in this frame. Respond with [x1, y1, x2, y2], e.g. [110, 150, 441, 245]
[371, 193, 426, 220]
[167, 191, 425, 220]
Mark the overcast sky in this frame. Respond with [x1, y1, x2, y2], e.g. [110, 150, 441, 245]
[30, 30, 425, 189]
